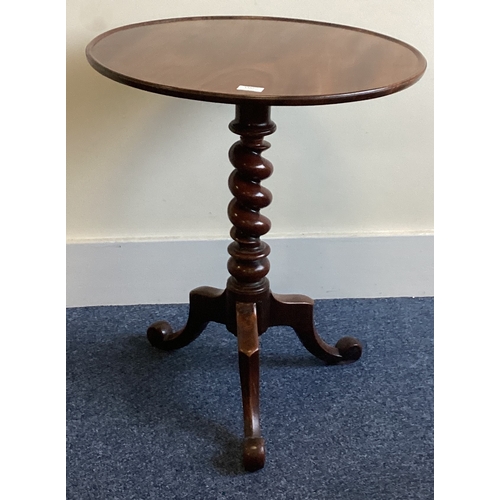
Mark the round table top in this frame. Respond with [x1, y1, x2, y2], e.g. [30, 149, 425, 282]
[86, 16, 426, 106]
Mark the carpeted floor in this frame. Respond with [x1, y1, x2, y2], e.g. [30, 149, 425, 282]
[67, 297, 433, 500]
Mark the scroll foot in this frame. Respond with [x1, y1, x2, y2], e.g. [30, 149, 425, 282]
[270, 293, 363, 364]
[147, 286, 226, 351]
[243, 437, 265, 472]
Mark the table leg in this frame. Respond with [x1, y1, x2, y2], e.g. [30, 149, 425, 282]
[236, 302, 265, 471]
[270, 293, 362, 364]
[147, 286, 226, 350]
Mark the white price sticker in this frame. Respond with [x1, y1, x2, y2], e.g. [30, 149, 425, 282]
[237, 85, 265, 93]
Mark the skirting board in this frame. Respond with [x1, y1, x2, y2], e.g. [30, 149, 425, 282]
[66, 234, 433, 307]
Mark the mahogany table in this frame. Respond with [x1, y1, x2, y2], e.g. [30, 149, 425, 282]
[86, 16, 426, 471]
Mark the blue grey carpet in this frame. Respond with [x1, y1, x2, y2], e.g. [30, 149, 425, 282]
[67, 297, 433, 500]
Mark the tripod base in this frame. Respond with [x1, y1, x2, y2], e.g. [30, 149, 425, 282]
[147, 285, 362, 471]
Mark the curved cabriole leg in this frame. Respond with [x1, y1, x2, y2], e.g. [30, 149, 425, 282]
[147, 286, 226, 351]
[236, 302, 265, 472]
[270, 293, 363, 364]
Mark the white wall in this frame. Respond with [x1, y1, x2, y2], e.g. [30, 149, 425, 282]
[67, 0, 433, 241]
[67, 1, 433, 305]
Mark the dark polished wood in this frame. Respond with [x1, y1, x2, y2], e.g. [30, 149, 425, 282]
[270, 293, 362, 364]
[146, 286, 226, 350]
[86, 16, 426, 106]
[236, 302, 265, 471]
[226, 104, 275, 299]
[86, 15, 426, 471]
[146, 104, 364, 470]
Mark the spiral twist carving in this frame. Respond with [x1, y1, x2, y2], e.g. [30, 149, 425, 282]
[227, 105, 276, 296]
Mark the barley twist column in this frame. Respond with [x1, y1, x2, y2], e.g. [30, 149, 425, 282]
[226, 104, 276, 303]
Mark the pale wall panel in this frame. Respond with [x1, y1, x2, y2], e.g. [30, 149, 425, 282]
[67, 0, 433, 242]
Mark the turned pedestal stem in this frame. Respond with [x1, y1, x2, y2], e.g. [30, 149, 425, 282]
[226, 104, 275, 301]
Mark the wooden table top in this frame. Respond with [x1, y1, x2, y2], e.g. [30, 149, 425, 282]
[86, 16, 426, 106]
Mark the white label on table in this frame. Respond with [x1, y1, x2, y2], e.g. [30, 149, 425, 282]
[237, 85, 265, 92]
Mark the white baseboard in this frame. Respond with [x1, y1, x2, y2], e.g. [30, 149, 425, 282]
[66, 234, 433, 307]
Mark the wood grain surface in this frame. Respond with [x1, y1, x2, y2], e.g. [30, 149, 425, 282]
[86, 16, 426, 106]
